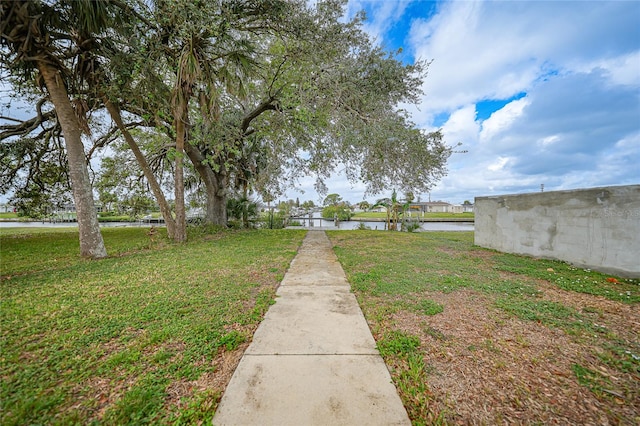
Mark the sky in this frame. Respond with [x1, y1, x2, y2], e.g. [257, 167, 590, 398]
[286, 0, 640, 205]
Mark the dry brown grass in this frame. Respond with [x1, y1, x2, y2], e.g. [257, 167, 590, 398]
[329, 230, 639, 425]
[391, 289, 637, 424]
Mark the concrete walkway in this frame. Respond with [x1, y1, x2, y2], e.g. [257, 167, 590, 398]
[212, 230, 410, 426]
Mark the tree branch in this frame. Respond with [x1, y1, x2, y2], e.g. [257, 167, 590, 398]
[110, 0, 157, 30]
[0, 107, 57, 141]
[268, 56, 289, 98]
[86, 120, 146, 159]
[241, 98, 279, 134]
[0, 116, 23, 123]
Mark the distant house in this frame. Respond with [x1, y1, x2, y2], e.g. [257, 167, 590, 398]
[449, 204, 464, 214]
[410, 201, 451, 213]
[462, 203, 475, 213]
[58, 203, 76, 213]
[352, 202, 370, 212]
[0, 203, 15, 213]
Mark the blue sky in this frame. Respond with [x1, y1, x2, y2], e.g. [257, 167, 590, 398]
[288, 0, 640, 204]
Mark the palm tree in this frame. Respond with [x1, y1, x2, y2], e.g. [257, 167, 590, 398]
[1, 0, 112, 258]
[164, 19, 259, 235]
[151, 0, 302, 231]
[373, 197, 392, 231]
[170, 30, 231, 241]
[373, 190, 409, 231]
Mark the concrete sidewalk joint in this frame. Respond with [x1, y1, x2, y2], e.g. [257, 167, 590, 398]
[212, 230, 410, 426]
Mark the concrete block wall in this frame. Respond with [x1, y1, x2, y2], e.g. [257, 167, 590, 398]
[474, 185, 640, 278]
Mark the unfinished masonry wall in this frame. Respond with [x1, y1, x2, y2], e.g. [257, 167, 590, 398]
[474, 185, 640, 278]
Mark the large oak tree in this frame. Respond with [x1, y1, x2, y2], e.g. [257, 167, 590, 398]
[179, 0, 451, 225]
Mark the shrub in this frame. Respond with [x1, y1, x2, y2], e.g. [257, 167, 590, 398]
[321, 203, 352, 220]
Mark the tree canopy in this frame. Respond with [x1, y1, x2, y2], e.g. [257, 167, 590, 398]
[1, 0, 453, 249]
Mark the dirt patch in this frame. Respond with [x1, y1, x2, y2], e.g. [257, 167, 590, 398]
[436, 246, 459, 256]
[201, 340, 250, 391]
[537, 280, 640, 342]
[70, 375, 138, 423]
[435, 246, 494, 261]
[162, 328, 256, 414]
[389, 289, 639, 424]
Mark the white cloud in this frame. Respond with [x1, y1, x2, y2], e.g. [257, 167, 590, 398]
[345, 0, 409, 44]
[440, 104, 480, 149]
[574, 51, 640, 87]
[537, 135, 561, 149]
[408, 1, 541, 112]
[479, 97, 530, 144]
[408, 1, 640, 114]
[487, 156, 509, 172]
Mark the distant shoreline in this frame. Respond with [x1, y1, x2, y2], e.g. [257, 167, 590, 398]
[349, 217, 473, 223]
[1, 217, 475, 224]
[290, 216, 475, 223]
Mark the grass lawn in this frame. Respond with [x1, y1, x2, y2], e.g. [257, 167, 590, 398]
[353, 211, 474, 219]
[328, 231, 639, 425]
[3, 227, 637, 425]
[1, 227, 305, 425]
[0, 212, 19, 219]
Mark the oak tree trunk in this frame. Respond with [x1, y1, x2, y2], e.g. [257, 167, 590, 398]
[185, 144, 228, 226]
[206, 177, 228, 226]
[38, 62, 107, 258]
